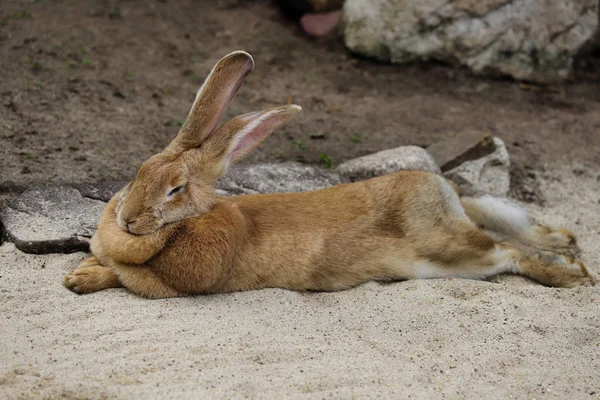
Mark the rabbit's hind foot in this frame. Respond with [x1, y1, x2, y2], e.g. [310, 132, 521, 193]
[522, 225, 580, 257]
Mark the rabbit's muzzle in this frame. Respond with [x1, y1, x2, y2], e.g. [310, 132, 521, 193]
[116, 206, 164, 235]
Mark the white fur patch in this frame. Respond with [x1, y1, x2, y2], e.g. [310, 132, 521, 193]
[412, 248, 518, 280]
[463, 195, 530, 236]
[397, 260, 444, 279]
[385, 246, 518, 281]
[485, 246, 521, 276]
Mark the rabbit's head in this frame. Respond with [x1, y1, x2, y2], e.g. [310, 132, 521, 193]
[115, 51, 301, 235]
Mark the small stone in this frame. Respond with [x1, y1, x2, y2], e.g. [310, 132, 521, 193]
[444, 137, 510, 197]
[336, 146, 440, 182]
[428, 131, 496, 172]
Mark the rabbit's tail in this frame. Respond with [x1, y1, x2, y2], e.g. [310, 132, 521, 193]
[460, 195, 531, 238]
[445, 177, 531, 239]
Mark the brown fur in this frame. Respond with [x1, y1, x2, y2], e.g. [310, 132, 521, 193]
[65, 170, 595, 298]
[64, 51, 595, 298]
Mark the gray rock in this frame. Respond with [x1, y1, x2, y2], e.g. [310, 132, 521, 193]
[217, 162, 342, 195]
[444, 137, 510, 197]
[336, 146, 441, 182]
[427, 131, 496, 172]
[71, 181, 128, 202]
[341, 0, 598, 83]
[0, 186, 105, 254]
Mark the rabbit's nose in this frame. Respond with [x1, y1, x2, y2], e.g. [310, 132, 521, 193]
[125, 219, 136, 231]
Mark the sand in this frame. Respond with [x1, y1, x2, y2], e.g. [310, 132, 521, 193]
[1, 164, 599, 399]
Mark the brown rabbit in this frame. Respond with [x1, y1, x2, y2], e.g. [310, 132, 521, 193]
[65, 51, 595, 298]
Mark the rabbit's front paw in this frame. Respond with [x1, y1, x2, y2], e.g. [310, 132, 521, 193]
[65, 257, 121, 294]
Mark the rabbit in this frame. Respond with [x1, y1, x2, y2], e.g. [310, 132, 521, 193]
[64, 51, 595, 298]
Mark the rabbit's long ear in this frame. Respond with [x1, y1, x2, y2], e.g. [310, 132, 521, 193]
[167, 51, 254, 153]
[202, 105, 302, 175]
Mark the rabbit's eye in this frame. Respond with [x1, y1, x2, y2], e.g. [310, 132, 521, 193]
[167, 185, 186, 197]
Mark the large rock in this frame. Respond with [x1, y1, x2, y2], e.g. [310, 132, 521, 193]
[0, 186, 105, 254]
[217, 162, 342, 195]
[341, 0, 598, 83]
[336, 146, 440, 182]
[444, 137, 510, 197]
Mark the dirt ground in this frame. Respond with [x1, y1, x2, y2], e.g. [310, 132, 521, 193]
[1, 0, 599, 196]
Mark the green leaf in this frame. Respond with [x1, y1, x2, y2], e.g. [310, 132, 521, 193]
[319, 153, 331, 169]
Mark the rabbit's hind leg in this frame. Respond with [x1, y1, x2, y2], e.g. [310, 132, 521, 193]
[437, 237, 594, 287]
[65, 257, 122, 294]
[406, 219, 594, 288]
[410, 241, 594, 288]
[460, 195, 579, 256]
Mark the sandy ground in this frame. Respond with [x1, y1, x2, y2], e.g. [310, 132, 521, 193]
[1, 164, 599, 400]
